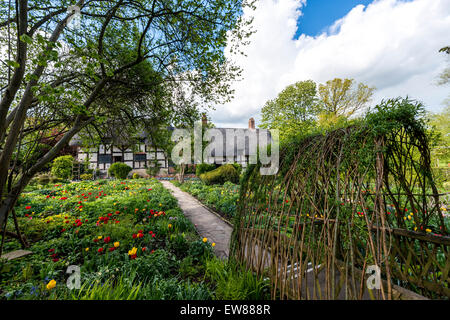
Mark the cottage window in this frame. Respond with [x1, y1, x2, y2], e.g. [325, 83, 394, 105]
[134, 153, 146, 162]
[98, 154, 112, 164]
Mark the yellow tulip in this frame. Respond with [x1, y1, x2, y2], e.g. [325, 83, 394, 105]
[128, 247, 138, 256]
[168, 224, 172, 228]
[114, 242, 120, 248]
[46, 279, 56, 290]
[212, 243, 216, 247]
[85, 247, 89, 252]
[202, 238, 207, 243]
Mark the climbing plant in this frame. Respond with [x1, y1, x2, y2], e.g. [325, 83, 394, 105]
[231, 97, 449, 300]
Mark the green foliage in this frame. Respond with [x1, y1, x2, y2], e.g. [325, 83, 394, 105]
[365, 97, 428, 137]
[429, 105, 450, 167]
[195, 163, 217, 176]
[205, 258, 270, 300]
[260, 78, 375, 141]
[179, 256, 203, 278]
[231, 163, 242, 176]
[318, 78, 375, 123]
[200, 164, 239, 185]
[29, 173, 65, 187]
[260, 80, 319, 141]
[50, 155, 74, 180]
[80, 173, 92, 181]
[188, 240, 214, 263]
[108, 163, 132, 179]
[66, 276, 142, 300]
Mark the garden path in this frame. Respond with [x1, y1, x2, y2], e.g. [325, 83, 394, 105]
[160, 181, 232, 259]
[160, 181, 425, 299]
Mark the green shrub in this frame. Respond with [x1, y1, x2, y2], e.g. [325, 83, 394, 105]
[80, 173, 92, 180]
[231, 163, 242, 175]
[195, 163, 216, 176]
[199, 164, 239, 185]
[108, 163, 132, 179]
[188, 240, 214, 262]
[51, 155, 74, 179]
[179, 256, 202, 278]
[30, 173, 64, 186]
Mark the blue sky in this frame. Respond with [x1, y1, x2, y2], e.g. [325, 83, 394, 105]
[295, 0, 374, 37]
[213, 0, 449, 128]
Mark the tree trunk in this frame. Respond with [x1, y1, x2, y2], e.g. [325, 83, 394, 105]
[178, 163, 186, 184]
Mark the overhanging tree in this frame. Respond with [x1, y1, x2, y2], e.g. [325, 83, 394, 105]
[0, 0, 255, 249]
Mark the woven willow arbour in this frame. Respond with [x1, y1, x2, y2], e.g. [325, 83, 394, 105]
[231, 100, 449, 300]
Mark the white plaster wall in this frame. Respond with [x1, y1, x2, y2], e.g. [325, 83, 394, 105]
[124, 152, 133, 161]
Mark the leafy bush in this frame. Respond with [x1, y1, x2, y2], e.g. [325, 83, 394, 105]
[80, 173, 92, 181]
[188, 240, 214, 262]
[199, 164, 239, 185]
[108, 162, 132, 179]
[195, 163, 216, 176]
[29, 173, 65, 186]
[51, 155, 74, 179]
[231, 163, 242, 175]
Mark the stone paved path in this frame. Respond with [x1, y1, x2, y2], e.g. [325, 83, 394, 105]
[161, 181, 232, 259]
[0, 249, 32, 261]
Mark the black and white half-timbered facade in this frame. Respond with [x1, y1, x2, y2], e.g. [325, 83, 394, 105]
[69, 134, 170, 175]
[69, 117, 270, 176]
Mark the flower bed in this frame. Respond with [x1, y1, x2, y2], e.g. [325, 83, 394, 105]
[172, 181, 240, 222]
[0, 179, 216, 300]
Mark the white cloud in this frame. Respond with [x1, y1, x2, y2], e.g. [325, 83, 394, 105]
[212, 0, 450, 128]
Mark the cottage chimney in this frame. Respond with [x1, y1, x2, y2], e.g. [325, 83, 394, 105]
[201, 113, 207, 126]
[248, 117, 255, 129]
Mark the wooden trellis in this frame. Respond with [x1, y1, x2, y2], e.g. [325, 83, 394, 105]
[231, 106, 449, 300]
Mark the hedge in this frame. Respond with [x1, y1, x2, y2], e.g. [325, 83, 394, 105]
[51, 155, 74, 179]
[199, 164, 239, 185]
[108, 162, 132, 179]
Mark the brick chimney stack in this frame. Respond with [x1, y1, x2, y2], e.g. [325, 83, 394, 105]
[248, 117, 255, 129]
[201, 113, 207, 126]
